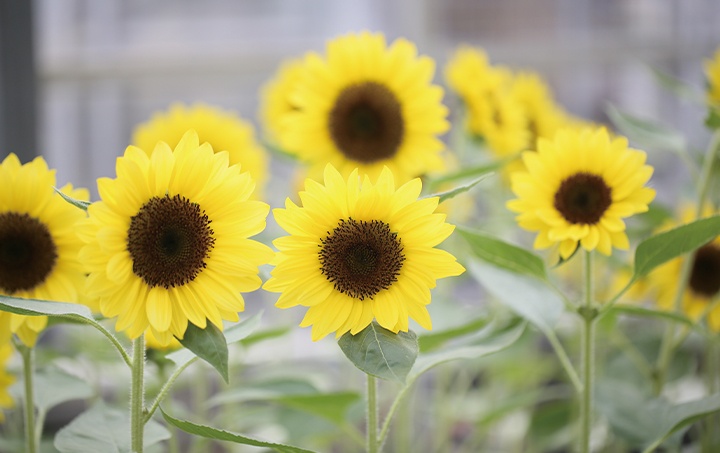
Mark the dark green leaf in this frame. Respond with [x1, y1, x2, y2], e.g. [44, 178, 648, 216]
[0, 294, 94, 320]
[338, 322, 418, 384]
[608, 305, 695, 327]
[161, 408, 317, 453]
[706, 109, 720, 130]
[458, 227, 547, 280]
[177, 321, 229, 383]
[467, 260, 563, 335]
[53, 186, 91, 211]
[54, 402, 169, 453]
[426, 174, 492, 203]
[427, 159, 506, 189]
[606, 104, 686, 154]
[633, 215, 720, 278]
[417, 316, 490, 352]
[275, 392, 361, 424]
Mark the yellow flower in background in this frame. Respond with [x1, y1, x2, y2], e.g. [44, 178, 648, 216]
[507, 128, 655, 259]
[509, 72, 570, 146]
[445, 46, 509, 101]
[132, 103, 269, 197]
[280, 31, 450, 183]
[0, 342, 14, 423]
[704, 47, 720, 107]
[79, 130, 273, 346]
[467, 90, 529, 158]
[650, 205, 720, 331]
[259, 58, 306, 145]
[264, 164, 465, 341]
[0, 154, 88, 346]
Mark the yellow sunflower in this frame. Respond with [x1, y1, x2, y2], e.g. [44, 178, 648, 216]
[507, 128, 656, 259]
[78, 130, 274, 346]
[467, 89, 529, 158]
[705, 47, 720, 108]
[650, 205, 720, 330]
[259, 58, 306, 145]
[0, 154, 88, 346]
[445, 46, 509, 101]
[132, 103, 269, 197]
[280, 31, 449, 183]
[263, 164, 465, 341]
[0, 341, 13, 423]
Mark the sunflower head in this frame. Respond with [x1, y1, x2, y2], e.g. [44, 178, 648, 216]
[445, 46, 509, 102]
[264, 164, 465, 341]
[259, 58, 306, 145]
[704, 47, 720, 108]
[132, 103, 269, 197]
[0, 153, 88, 346]
[79, 130, 273, 346]
[507, 128, 656, 259]
[279, 31, 449, 184]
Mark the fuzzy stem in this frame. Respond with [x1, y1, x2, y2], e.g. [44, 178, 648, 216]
[144, 357, 197, 424]
[579, 251, 596, 453]
[19, 344, 37, 453]
[366, 374, 379, 453]
[130, 335, 146, 453]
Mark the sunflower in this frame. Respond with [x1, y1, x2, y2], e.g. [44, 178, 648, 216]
[445, 46, 509, 102]
[132, 103, 269, 196]
[0, 154, 88, 346]
[650, 205, 720, 330]
[0, 341, 13, 423]
[467, 89, 528, 158]
[705, 47, 720, 108]
[263, 164, 465, 341]
[279, 31, 449, 183]
[507, 128, 655, 259]
[259, 58, 306, 145]
[78, 130, 274, 346]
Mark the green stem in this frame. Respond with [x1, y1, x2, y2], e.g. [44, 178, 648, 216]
[19, 344, 37, 453]
[378, 382, 411, 449]
[366, 374, 379, 453]
[73, 315, 132, 368]
[695, 130, 720, 212]
[130, 335, 146, 453]
[546, 331, 583, 393]
[580, 251, 596, 453]
[144, 357, 197, 424]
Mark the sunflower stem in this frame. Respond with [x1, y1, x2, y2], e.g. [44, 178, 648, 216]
[579, 250, 596, 453]
[130, 334, 146, 453]
[144, 356, 197, 424]
[366, 374, 379, 453]
[18, 343, 37, 453]
[546, 330, 583, 393]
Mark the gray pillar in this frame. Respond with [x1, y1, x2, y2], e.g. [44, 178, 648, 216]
[0, 0, 37, 162]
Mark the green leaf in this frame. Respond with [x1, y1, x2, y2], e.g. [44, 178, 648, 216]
[608, 305, 695, 327]
[0, 294, 94, 321]
[240, 326, 292, 347]
[337, 321, 418, 384]
[633, 215, 720, 278]
[417, 316, 490, 352]
[53, 186, 91, 211]
[54, 402, 170, 453]
[706, 108, 720, 130]
[458, 227, 547, 280]
[427, 159, 507, 189]
[206, 378, 319, 407]
[425, 174, 492, 203]
[409, 320, 525, 381]
[606, 103, 686, 154]
[275, 392, 361, 424]
[467, 260, 564, 335]
[649, 66, 704, 104]
[643, 394, 720, 452]
[161, 408, 317, 453]
[177, 321, 229, 383]
[33, 366, 94, 413]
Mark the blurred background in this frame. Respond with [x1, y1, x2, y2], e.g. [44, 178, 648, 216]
[2, 0, 720, 200]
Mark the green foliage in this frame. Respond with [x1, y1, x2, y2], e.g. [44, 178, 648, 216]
[417, 316, 490, 352]
[426, 159, 506, 189]
[606, 103, 686, 154]
[458, 227, 547, 280]
[608, 305, 695, 328]
[161, 408, 317, 453]
[54, 402, 170, 453]
[0, 295, 94, 321]
[426, 174, 491, 203]
[31, 366, 94, 414]
[275, 392, 360, 424]
[53, 187, 91, 211]
[650, 66, 705, 104]
[338, 321, 419, 384]
[177, 321, 229, 383]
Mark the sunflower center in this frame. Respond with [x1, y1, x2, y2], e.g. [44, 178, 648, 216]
[127, 194, 215, 289]
[554, 172, 612, 225]
[319, 218, 405, 300]
[0, 212, 58, 294]
[688, 244, 720, 298]
[329, 82, 404, 164]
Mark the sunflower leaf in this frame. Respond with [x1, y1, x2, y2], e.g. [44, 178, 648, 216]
[338, 322, 418, 384]
[606, 104, 686, 154]
[426, 174, 492, 203]
[458, 227, 547, 280]
[53, 186, 91, 211]
[54, 401, 170, 453]
[608, 305, 695, 327]
[0, 294, 94, 320]
[417, 316, 490, 352]
[427, 159, 507, 188]
[633, 215, 720, 278]
[649, 66, 705, 104]
[177, 320, 230, 383]
[161, 408, 317, 453]
[274, 392, 361, 424]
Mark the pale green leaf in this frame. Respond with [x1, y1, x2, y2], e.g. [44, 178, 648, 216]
[649, 66, 704, 104]
[417, 316, 490, 352]
[427, 159, 506, 188]
[53, 186, 91, 211]
[338, 322, 418, 384]
[177, 321, 229, 383]
[54, 402, 169, 453]
[606, 104, 686, 154]
[0, 294, 93, 321]
[633, 215, 720, 278]
[458, 227, 547, 280]
[33, 367, 94, 413]
[275, 392, 361, 424]
[609, 305, 695, 327]
[161, 408, 317, 453]
[206, 378, 318, 408]
[642, 394, 720, 452]
[425, 174, 491, 203]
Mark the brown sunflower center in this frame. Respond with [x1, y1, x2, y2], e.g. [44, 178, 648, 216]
[689, 243, 720, 298]
[127, 194, 214, 289]
[554, 172, 612, 225]
[0, 212, 57, 294]
[328, 81, 404, 164]
[319, 218, 405, 300]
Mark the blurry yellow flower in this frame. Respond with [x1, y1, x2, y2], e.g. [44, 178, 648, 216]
[264, 164, 465, 341]
[704, 47, 720, 108]
[445, 46, 509, 101]
[280, 31, 449, 183]
[507, 128, 655, 259]
[0, 341, 14, 423]
[79, 130, 273, 346]
[132, 103, 269, 197]
[259, 58, 306, 145]
[0, 154, 88, 346]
